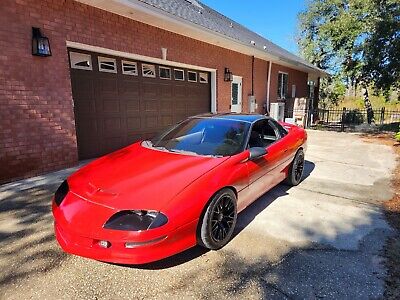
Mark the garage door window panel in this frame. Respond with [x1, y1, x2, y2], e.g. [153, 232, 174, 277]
[70, 52, 92, 70]
[188, 71, 197, 82]
[142, 64, 156, 78]
[98, 57, 117, 73]
[159, 67, 171, 80]
[122, 61, 138, 76]
[174, 69, 185, 81]
[199, 72, 208, 83]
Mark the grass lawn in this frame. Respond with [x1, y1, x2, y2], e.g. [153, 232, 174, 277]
[337, 95, 400, 111]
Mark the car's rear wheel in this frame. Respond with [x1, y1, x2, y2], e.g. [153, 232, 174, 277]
[198, 188, 237, 250]
[285, 149, 305, 186]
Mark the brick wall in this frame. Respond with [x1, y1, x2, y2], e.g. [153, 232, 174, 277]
[269, 63, 309, 104]
[0, 0, 309, 183]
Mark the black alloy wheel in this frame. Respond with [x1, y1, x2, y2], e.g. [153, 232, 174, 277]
[285, 149, 305, 186]
[198, 188, 238, 250]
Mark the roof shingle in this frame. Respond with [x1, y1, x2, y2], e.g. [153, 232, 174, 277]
[132, 0, 320, 71]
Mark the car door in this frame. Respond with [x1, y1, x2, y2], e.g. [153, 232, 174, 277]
[241, 119, 280, 207]
[268, 119, 297, 169]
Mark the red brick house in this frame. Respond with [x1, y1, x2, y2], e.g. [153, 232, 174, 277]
[0, 0, 325, 183]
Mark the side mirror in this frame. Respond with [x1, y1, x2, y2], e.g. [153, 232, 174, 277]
[248, 147, 267, 161]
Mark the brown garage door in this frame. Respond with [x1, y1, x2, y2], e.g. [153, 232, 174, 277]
[68, 49, 211, 159]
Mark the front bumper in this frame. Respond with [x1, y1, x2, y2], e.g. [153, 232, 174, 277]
[52, 194, 198, 265]
[54, 219, 197, 265]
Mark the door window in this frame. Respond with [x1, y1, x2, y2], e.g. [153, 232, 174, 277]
[232, 83, 239, 105]
[248, 120, 279, 148]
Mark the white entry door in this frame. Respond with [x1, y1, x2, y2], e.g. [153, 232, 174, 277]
[231, 76, 242, 113]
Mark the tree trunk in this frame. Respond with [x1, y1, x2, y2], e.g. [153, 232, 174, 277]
[362, 85, 374, 124]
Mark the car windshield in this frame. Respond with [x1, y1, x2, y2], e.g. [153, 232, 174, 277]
[147, 118, 250, 157]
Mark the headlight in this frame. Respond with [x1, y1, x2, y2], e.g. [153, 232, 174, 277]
[103, 210, 168, 231]
[54, 180, 69, 206]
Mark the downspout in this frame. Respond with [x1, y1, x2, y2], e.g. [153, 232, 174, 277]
[266, 61, 272, 114]
[251, 56, 255, 96]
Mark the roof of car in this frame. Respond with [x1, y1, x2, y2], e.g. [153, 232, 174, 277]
[191, 113, 268, 123]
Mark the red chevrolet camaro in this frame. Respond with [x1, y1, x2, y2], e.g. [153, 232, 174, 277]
[52, 113, 307, 264]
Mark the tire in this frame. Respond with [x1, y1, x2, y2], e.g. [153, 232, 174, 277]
[197, 188, 238, 250]
[285, 149, 305, 186]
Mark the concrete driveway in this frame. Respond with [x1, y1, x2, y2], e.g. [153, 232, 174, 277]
[0, 130, 396, 299]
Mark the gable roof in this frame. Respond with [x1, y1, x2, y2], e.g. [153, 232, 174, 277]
[77, 0, 326, 76]
[133, 0, 323, 74]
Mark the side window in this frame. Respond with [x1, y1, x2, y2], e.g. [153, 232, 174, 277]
[269, 119, 288, 138]
[277, 72, 288, 99]
[248, 120, 279, 148]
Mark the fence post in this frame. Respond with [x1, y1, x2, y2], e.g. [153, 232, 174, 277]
[380, 107, 385, 125]
[341, 107, 346, 132]
[327, 109, 330, 123]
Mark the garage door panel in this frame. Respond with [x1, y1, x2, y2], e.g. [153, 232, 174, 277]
[160, 115, 174, 127]
[102, 100, 121, 113]
[126, 117, 141, 133]
[103, 118, 122, 137]
[103, 137, 124, 153]
[71, 77, 94, 100]
[142, 82, 158, 98]
[143, 99, 159, 112]
[143, 116, 158, 129]
[69, 49, 211, 159]
[98, 77, 118, 97]
[76, 119, 98, 139]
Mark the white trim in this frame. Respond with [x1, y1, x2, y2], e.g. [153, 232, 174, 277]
[231, 75, 243, 113]
[210, 72, 217, 113]
[66, 41, 216, 72]
[66, 41, 217, 113]
[278, 71, 289, 75]
[266, 61, 272, 110]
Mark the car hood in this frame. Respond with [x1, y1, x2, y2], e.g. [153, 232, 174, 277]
[68, 142, 228, 211]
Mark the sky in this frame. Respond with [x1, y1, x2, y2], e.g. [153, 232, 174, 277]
[200, 0, 306, 55]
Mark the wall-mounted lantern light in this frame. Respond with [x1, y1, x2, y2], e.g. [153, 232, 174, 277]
[224, 68, 233, 82]
[32, 27, 51, 57]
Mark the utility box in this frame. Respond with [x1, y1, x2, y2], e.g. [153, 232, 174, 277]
[248, 95, 257, 113]
[270, 102, 285, 121]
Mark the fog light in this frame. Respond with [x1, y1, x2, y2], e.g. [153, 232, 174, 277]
[98, 240, 111, 248]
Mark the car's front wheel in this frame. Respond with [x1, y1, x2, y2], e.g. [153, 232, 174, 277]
[198, 188, 238, 250]
[285, 149, 305, 186]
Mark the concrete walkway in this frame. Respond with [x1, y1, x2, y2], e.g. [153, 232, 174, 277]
[0, 130, 396, 299]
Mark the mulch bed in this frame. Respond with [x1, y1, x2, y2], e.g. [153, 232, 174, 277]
[361, 132, 400, 299]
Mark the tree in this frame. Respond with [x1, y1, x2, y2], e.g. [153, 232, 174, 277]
[319, 76, 346, 108]
[298, 0, 400, 124]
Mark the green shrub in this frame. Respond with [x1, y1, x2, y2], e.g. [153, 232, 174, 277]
[343, 109, 364, 125]
[395, 131, 400, 142]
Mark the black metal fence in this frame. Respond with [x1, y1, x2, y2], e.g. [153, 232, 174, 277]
[284, 107, 400, 132]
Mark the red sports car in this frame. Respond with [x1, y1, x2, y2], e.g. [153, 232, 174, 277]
[52, 114, 307, 264]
